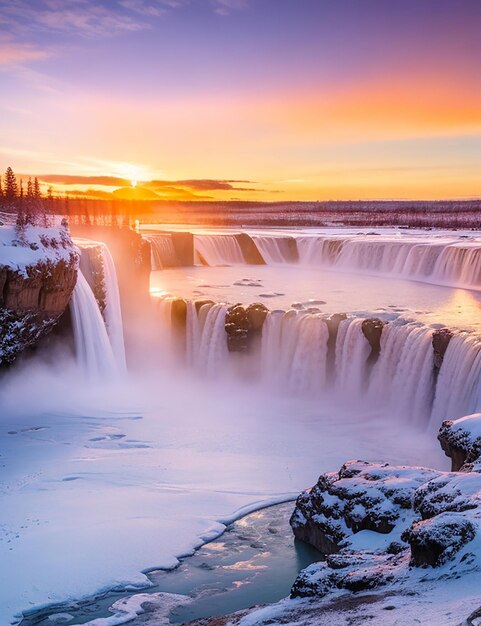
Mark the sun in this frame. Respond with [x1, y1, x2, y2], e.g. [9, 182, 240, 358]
[131, 180, 137, 188]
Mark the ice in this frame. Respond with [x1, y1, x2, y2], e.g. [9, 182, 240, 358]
[0, 361, 446, 625]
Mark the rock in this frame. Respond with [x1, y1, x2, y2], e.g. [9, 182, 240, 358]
[361, 317, 385, 360]
[194, 299, 214, 313]
[171, 298, 188, 332]
[432, 328, 453, 371]
[403, 512, 476, 567]
[438, 413, 481, 471]
[245, 302, 268, 330]
[290, 460, 438, 554]
[224, 302, 268, 352]
[234, 233, 263, 264]
[0, 227, 78, 365]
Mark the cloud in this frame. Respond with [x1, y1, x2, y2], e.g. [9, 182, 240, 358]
[0, 39, 48, 65]
[34, 174, 257, 192]
[37, 174, 130, 186]
[211, 0, 247, 16]
[149, 179, 255, 191]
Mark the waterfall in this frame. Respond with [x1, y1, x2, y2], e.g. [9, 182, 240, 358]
[70, 270, 118, 378]
[251, 236, 289, 264]
[261, 310, 329, 392]
[430, 333, 481, 428]
[296, 235, 481, 290]
[194, 235, 245, 266]
[152, 293, 481, 428]
[367, 322, 435, 424]
[99, 243, 126, 372]
[145, 234, 179, 269]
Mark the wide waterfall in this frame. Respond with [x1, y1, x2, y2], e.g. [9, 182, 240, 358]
[154, 296, 481, 430]
[194, 234, 245, 266]
[70, 270, 118, 378]
[145, 229, 481, 291]
[297, 235, 481, 290]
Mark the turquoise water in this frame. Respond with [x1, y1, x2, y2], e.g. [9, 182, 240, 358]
[20, 502, 321, 625]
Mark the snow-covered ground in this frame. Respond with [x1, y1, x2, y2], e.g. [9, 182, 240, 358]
[0, 224, 75, 275]
[0, 358, 446, 624]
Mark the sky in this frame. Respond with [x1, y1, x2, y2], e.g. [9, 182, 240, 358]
[0, 0, 480, 201]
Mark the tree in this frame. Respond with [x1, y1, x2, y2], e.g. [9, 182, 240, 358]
[4, 167, 18, 202]
[33, 177, 41, 199]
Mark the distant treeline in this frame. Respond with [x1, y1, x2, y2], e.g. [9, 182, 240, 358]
[1, 166, 479, 229]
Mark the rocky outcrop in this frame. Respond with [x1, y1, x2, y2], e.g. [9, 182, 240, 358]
[291, 460, 438, 555]
[224, 303, 268, 353]
[432, 328, 453, 372]
[0, 225, 78, 365]
[438, 413, 481, 471]
[361, 317, 385, 361]
[290, 415, 481, 602]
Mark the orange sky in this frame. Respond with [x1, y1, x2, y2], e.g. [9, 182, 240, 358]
[1, 0, 480, 201]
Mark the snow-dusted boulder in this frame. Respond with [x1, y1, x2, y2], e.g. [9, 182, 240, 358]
[438, 414, 481, 471]
[0, 223, 78, 365]
[290, 460, 439, 554]
[290, 457, 481, 598]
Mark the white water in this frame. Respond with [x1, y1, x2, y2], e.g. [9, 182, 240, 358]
[430, 333, 481, 428]
[194, 234, 245, 266]
[155, 299, 481, 430]
[261, 310, 330, 392]
[70, 270, 118, 378]
[145, 234, 179, 269]
[99, 243, 127, 372]
[297, 235, 481, 290]
[251, 235, 290, 264]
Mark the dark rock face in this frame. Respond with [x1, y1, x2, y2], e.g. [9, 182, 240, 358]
[361, 318, 385, 360]
[224, 303, 268, 353]
[432, 328, 453, 371]
[403, 513, 476, 567]
[234, 233, 263, 264]
[438, 414, 481, 471]
[1, 257, 78, 366]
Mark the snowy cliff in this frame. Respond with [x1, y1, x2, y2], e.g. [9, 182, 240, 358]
[0, 223, 78, 365]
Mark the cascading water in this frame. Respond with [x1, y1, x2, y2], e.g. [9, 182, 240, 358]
[154, 296, 481, 428]
[145, 234, 179, 269]
[368, 322, 435, 425]
[261, 310, 329, 392]
[194, 235, 245, 266]
[335, 318, 371, 397]
[99, 243, 126, 372]
[250, 236, 289, 264]
[296, 235, 481, 290]
[70, 270, 118, 378]
[430, 333, 481, 428]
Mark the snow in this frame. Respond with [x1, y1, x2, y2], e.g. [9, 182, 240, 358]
[0, 361, 446, 624]
[0, 224, 76, 275]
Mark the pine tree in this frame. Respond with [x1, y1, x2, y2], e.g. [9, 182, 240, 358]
[0, 175, 3, 199]
[4, 167, 18, 202]
[33, 177, 41, 198]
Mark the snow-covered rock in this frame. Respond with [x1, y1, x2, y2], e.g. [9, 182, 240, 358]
[0, 224, 78, 364]
[438, 413, 481, 471]
[290, 460, 439, 554]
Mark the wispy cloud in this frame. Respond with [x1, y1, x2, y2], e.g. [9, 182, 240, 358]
[0, 37, 48, 65]
[211, 0, 247, 16]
